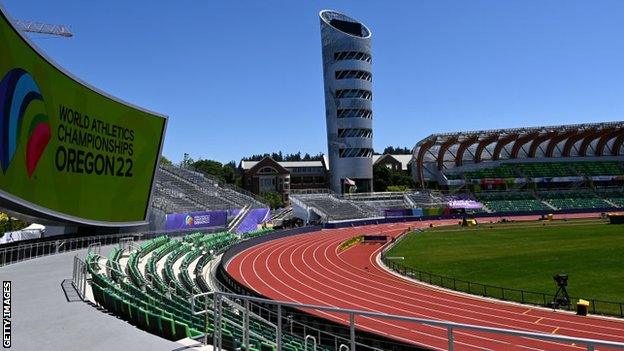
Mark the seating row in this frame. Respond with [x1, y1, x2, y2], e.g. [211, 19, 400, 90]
[87, 230, 331, 351]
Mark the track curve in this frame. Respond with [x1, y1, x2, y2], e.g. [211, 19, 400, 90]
[227, 218, 624, 350]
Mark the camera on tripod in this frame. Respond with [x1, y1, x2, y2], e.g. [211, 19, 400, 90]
[550, 273, 570, 309]
[553, 273, 568, 287]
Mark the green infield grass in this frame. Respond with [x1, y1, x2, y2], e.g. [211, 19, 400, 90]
[386, 218, 624, 313]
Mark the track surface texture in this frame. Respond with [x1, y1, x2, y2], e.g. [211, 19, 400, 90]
[227, 215, 624, 351]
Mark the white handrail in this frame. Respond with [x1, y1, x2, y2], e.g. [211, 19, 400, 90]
[209, 291, 624, 351]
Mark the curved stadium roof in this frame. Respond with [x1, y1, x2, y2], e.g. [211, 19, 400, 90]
[412, 121, 624, 185]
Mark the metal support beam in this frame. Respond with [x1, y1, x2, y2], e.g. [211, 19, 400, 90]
[447, 327, 454, 351]
[350, 312, 356, 351]
[277, 304, 283, 351]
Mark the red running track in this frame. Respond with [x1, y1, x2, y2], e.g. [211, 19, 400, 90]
[227, 217, 624, 351]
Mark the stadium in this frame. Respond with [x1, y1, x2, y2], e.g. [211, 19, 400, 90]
[1, 4, 624, 351]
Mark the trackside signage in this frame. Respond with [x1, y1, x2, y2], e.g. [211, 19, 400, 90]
[0, 9, 166, 224]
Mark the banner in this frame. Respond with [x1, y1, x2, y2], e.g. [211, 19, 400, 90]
[447, 199, 483, 209]
[236, 207, 270, 234]
[0, 9, 166, 225]
[165, 211, 228, 230]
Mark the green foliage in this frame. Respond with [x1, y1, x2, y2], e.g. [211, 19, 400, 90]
[180, 153, 194, 168]
[373, 164, 414, 191]
[373, 164, 392, 191]
[387, 219, 624, 303]
[381, 146, 412, 155]
[0, 213, 27, 233]
[260, 191, 284, 209]
[184, 158, 240, 185]
[192, 159, 224, 178]
[390, 169, 414, 188]
[160, 156, 172, 166]
[242, 151, 324, 162]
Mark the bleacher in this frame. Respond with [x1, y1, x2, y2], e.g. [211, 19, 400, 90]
[407, 191, 448, 207]
[152, 165, 266, 214]
[460, 164, 518, 179]
[538, 190, 613, 210]
[296, 194, 375, 220]
[290, 190, 452, 221]
[514, 163, 575, 178]
[87, 229, 334, 351]
[343, 192, 411, 215]
[571, 161, 624, 176]
[475, 192, 550, 213]
[595, 188, 624, 207]
[448, 161, 624, 180]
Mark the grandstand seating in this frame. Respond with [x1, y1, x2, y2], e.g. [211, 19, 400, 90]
[152, 165, 266, 214]
[344, 192, 411, 215]
[538, 190, 613, 210]
[461, 164, 518, 179]
[475, 192, 550, 213]
[291, 194, 376, 221]
[514, 163, 574, 178]
[571, 161, 624, 176]
[448, 161, 624, 180]
[595, 188, 624, 207]
[475, 189, 622, 212]
[87, 229, 330, 351]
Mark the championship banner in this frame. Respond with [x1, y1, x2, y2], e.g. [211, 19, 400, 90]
[165, 211, 228, 230]
[0, 9, 166, 225]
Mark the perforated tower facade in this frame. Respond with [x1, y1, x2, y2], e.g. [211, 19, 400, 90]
[320, 10, 373, 193]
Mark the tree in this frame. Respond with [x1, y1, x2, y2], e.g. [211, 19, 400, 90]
[373, 164, 392, 191]
[261, 191, 284, 209]
[180, 153, 194, 168]
[188, 158, 241, 185]
[373, 164, 414, 191]
[242, 151, 324, 162]
[390, 169, 414, 188]
[160, 156, 173, 166]
[382, 146, 412, 155]
[0, 213, 27, 234]
[221, 161, 237, 184]
[192, 159, 223, 178]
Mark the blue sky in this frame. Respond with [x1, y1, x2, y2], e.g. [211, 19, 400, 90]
[5, 0, 624, 164]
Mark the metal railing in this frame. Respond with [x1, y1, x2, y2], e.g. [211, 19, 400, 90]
[0, 226, 224, 268]
[71, 255, 87, 300]
[210, 268, 392, 350]
[195, 291, 624, 351]
[383, 259, 624, 318]
[381, 230, 624, 318]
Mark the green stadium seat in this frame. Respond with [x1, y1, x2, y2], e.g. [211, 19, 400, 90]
[147, 311, 162, 334]
[173, 320, 190, 340]
[161, 317, 176, 340]
[137, 308, 150, 330]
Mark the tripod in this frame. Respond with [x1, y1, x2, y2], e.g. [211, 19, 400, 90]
[552, 284, 571, 309]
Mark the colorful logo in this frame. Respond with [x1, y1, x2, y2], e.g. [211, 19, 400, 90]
[184, 215, 194, 226]
[0, 68, 51, 177]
